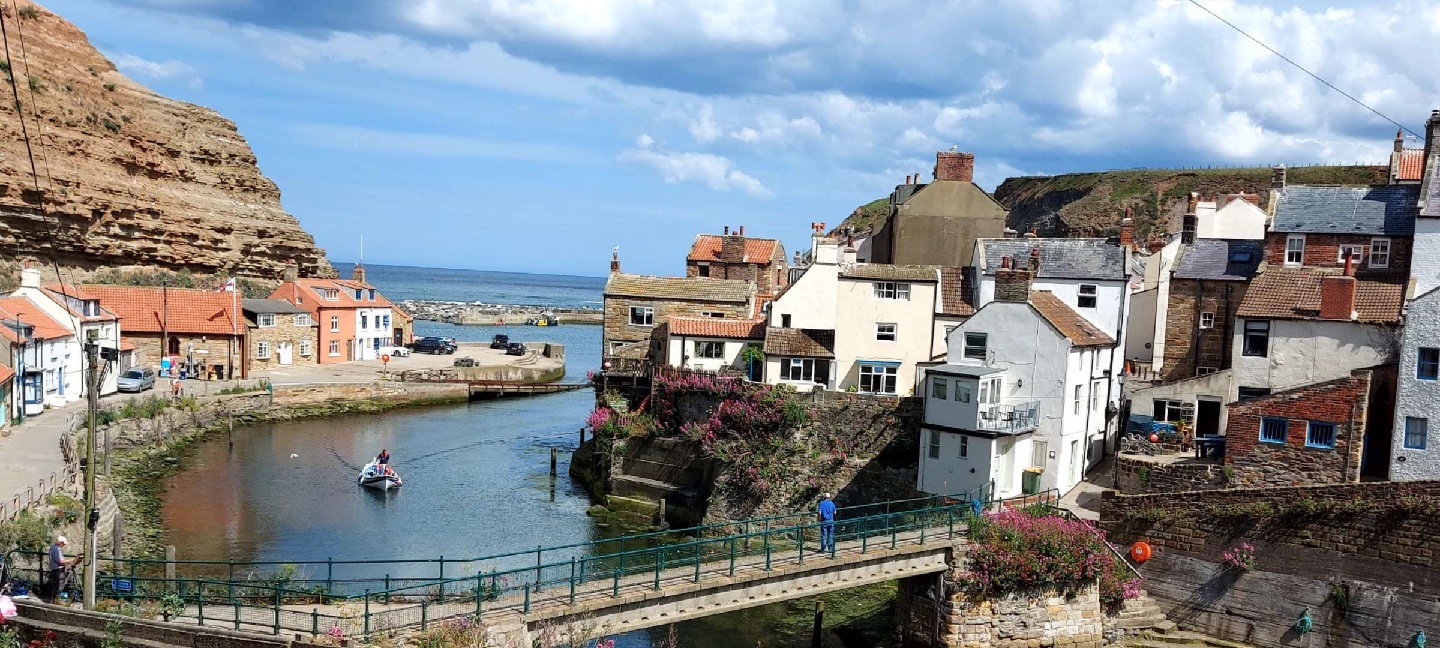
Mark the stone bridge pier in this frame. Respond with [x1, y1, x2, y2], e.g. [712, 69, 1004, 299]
[893, 566, 1105, 648]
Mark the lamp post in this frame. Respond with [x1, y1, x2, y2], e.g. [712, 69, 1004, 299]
[12, 311, 23, 426]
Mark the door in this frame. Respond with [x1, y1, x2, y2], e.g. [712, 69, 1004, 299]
[277, 342, 293, 366]
[1197, 400, 1222, 438]
[1069, 440, 1082, 490]
[998, 438, 1016, 496]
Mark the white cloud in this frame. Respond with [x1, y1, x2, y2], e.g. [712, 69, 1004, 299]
[109, 52, 203, 89]
[688, 103, 722, 143]
[618, 134, 773, 198]
[286, 122, 597, 164]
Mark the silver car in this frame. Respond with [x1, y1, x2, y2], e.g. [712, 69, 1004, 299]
[116, 368, 156, 393]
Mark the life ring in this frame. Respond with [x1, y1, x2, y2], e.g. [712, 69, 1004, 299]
[1130, 541, 1153, 563]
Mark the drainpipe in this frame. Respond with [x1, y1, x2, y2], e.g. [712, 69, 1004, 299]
[1221, 284, 1234, 369]
[1190, 282, 1204, 375]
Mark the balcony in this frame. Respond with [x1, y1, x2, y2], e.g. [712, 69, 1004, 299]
[977, 402, 1040, 435]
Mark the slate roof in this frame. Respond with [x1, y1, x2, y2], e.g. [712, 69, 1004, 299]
[978, 239, 1127, 280]
[1396, 149, 1425, 182]
[839, 264, 939, 282]
[603, 274, 752, 303]
[1271, 185, 1418, 236]
[937, 267, 975, 317]
[687, 235, 782, 264]
[1173, 240, 1264, 281]
[1234, 268, 1406, 324]
[82, 285, 242, 336]
[763, 328, 835, 358]
[668, 316, 765, 339]
[242, 298, 310, 315]
[1029, 291, 1116, 347]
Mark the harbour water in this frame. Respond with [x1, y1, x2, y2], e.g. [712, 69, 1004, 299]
[155, 267, 886, 647]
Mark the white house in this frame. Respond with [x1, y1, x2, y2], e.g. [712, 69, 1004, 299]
[766, 234, 944, 395]
[662, 316, 765, 379]
[1192, 194, 1268, 241]
[1407, 111, 1440, 296]
[917, 263, 1119, 499]
[353, 305, 393, 361]
[1390, 286, 1440, 481]
[10, 268, 121, 396]
[0, 300, 77, 416]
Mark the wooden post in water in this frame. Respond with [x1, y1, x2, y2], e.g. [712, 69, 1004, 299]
[228, 410, 234, 449]
[812, 600, 824, 648]
[550, 447, 558, 477]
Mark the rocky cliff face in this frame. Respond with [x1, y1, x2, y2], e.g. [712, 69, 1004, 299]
[0, 1, 333, 282]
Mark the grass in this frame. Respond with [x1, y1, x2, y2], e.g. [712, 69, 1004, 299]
[26, 74, 41, 92]
[17, 5, 38, 20]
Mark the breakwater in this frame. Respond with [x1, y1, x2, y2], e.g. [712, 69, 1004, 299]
[401, 299, 602, 325]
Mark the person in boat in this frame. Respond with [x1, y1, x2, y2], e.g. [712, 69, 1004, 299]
[375, 449, 390, 468]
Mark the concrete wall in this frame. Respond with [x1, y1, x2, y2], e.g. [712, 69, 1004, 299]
[833, 277, 938, 395]
[1197, 199, 1268, 240]
[917, 427, 996, 498]
[1231, 319, 1393, 394]
[890, 181, 1007, 267]
[1099, 481, 1440, 648]
[1410, 217, 1440, 296]
[768, 259, 838, 331]
[932, 316, 964, 360]
[1126, 288, 1157, 364]
[1393, 288, 1440, 480]
[1127, 370, 1234, 438]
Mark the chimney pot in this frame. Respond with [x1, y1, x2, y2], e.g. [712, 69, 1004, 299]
[1027, 247, 1041, 273]
[724, 226, 729, 235]
[905, 175, 912, 184]
[739, 225, 745, 236]
[1396, 129, 1405, 153]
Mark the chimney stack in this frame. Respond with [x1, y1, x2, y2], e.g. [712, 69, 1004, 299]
[738, 225, 745, 236]
[20, 266, 40, 289]
[1027, 247, 1041, 273]
[1271, 164, 1287, 190]
[934, 149, 975, 182]
[1119, 209, 1134, 249]
[723, 226, 729, 235]
[1180, 192, 1199, 244]
[1002, 227, 1018, 239]
[352, 263, 366, 284]
[1023, 227, 1038, 239]
[1425, 110, 1440, 170]
[1149, 235, 1165, 254]
[283, 258, 298, 282]
[995, 257, 1033, 303]
[905, 175, 912, 184]
[1320, 258, 1358, 320]
[1396, 129, 1405, 153]
[610, 249, 621, 274]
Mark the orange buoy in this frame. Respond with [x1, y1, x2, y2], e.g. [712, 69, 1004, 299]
[381, 354, 391, 363]
[1130, 541, 1153, 563]
[1149, 433, 1160, 443]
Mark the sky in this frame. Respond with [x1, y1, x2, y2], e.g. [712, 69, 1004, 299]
[44, 0, 1440, 277]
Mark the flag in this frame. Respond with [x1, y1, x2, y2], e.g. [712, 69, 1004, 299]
[218, 278, 235, 293]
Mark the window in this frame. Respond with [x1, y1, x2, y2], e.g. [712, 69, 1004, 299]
[1242, 320, 1269, 357]
[299, 340, 312, 357]
[954, 384, 972, 403]
[1229, 250, 1253, 263]
[944, 325, 957, 340]
[354, 289, 363, 300]
[1285, 234, 1305, 265]
[1078, 284, 1097, 309]
[1153, 399, 1191, 423]
[928, 431, 940, 459]
[381, 314, 390, 328]
[781, 358, 828, 383]
[1306, 422, 1336, 449]
[781, 314, 792, 328]
[859, 364, 898, 394]
[322, 289, 339, 300]
[1419, 348, 1440, 380]
[368, 289, 376, 301]
[696, 263, 711, 277]
[1199, 312, 1214, 329]
[979, 380, 989, 404]
[876, 323, 897, 342]
[629, 306, 654, 326]
[959, 436, 969, 458]
[257, 313, 276, 328]
[329, 340, 340, 356]
[963, 332, 987, 360]
[1260, 417, 1288, 444]
[1370, 238, 1391, 268]
[931, 377, 948, 400]
[873, 282, 911, 300]
[330, 316, 340, 333]
[1073, 384, 1083, 414]
[700, 311, 725, 318]
[360, 314, 369, 330]
[695, 341, 725, 359]
[1237, 387, 1270, 402]
[1091, 380, 1102, 411]
[1197, 367, 1218, 376]
[255, 341, 271, 360]
[1404, 417, 1428, 450]
[295, 314, 312, 327]
[1337, 245, 1363, 264]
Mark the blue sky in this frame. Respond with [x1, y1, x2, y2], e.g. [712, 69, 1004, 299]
[47, 0, 1440, 277]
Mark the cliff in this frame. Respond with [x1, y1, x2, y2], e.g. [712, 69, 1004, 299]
[0, 1, 333, 282]
[837, 165, 1388, 242]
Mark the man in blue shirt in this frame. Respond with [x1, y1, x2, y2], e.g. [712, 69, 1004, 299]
[47, 535, 77, 602]
[817, 493, 837, 552]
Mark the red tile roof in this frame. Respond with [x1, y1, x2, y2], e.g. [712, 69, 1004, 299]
[1234, 268, 1405, 324]
[119, 337, 137, 351]
[688, 235, 782, 263]
[270, 278, 395, 310]
[1030, 291, 1115, 347]
[82, 285, 242, 336]
[0, 298, 73, 340]
[938, 267, 975, 317]
[0, 364, 12, 384]
[668, 316, 766, 339]
[1397, 149, 1425, 182]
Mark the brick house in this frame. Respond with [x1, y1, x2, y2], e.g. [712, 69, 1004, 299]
[1224, 365, 1395, 487]
[685, 227, 788, 301]
[1265, 181, 1418, 277]
[269, 263, 403, 364]
[602, 252, 755, 360]
[83, 285, 245, 380]
[243, 299, 319, 370]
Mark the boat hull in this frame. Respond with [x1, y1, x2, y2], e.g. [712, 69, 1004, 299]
[357, 461, 403, 490]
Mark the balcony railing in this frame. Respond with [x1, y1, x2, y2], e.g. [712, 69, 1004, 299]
[977, 401, 1040, 434]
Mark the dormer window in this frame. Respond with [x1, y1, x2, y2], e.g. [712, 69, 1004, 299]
[82, 300, 99, 317]
[321, 289, 339, 301]
[368, 289, 376, 301]
[355, 289, 363, 300]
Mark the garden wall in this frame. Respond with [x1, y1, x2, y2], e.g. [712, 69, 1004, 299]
[894, 574, 1105, 648]
[1099, 481, 1440, 648]
[1112, 455, 1226, 494]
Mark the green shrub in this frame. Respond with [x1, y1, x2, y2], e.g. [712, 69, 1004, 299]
[0, 510, 56, 551]
[17, 5, 39, 20]
[46, 492, 83, 525]
[103, 83, 116, 92]
[24, 74, 40, 92]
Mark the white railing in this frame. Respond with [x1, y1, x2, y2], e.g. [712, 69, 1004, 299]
[977, 401, 1041, 434]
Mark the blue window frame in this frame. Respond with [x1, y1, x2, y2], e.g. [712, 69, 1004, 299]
[1305, 422, 1336, 449]
[1259, 417, 1288, 444]
[1404, 417, 1428, 450]
[1419, 348, 1440, 380]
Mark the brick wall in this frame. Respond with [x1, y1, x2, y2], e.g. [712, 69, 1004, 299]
[1160, 279, 1247, 382]
[1224, 366, 1392, 487]
[246, 313, 319, 371]
[602, 296, 751, 351]
[1099, 481, 1440, 648]
[1263, 232, 1412, 275]
[1113, 454, 1226, 494]
[685, 260, 781, 294]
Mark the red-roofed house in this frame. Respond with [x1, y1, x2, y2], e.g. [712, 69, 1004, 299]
[0, 299, 78, 417]
[685, 227, 789, 299]
[1391, 130, 1425, 185]
[269, 263, 405, 364]
[11, 267, 122, 395]
[660, 316, 766, 378]
[83, 284, 245, 380]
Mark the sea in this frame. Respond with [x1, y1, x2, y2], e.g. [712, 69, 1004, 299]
[360, 263, 606, 309]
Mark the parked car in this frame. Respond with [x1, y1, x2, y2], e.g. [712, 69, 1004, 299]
[116, 368, 156, 393]
[377, 344, 410, 358]
[412, 337, 457, 354]
[505, 342, 528, 357]
[490, 334, 510, 349]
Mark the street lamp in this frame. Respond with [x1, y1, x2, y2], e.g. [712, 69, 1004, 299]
[12, 311, 22, 426]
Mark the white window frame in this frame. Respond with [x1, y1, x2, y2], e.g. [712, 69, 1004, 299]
[876, 323, 897, 342]
[256, 341, 271, 360]
[859, 364, 898, 395]
[299, 340, 312, 357]
[330, 316, 340, 333]
[963, 332, 987, 361]
[1031, 441, 1047, 468]
[959, 436, 968, 459]
[781, 358, 822, 383]
[360, 314, 369, 330]
[700, 311, 725, 318]
[629, 306, 655, 327]
[872, 282, 911, 301]
[1073, 384, 1083, 415]
[1077, 284, 1098, 309]
[1199, 312, 1214, 329]
[295, 314, 312, 327]
[329, 340, 340, 357]
[1370, 238, 1391, 268]
[1153, 398, 1193, 423]
[1337, 245, 1364, 264]
[1091, 380, 1102, 411]
[257, 313, 276, 328]
[695, 340, 725, 359]
[1285, 234, 1305, 265]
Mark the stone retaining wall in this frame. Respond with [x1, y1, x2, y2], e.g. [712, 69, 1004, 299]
[895, 576, 1104, 648]
[1113, 455, 1226, 494]
[11, 598, 317, 648]
[269, 381, 467, 407]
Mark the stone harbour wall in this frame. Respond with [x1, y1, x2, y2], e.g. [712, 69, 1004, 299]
[269, 381, 468, 407]
[895, 574, 1105, 648]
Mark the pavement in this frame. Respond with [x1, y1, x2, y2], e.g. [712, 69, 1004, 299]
[1060, 455, 1116, 521]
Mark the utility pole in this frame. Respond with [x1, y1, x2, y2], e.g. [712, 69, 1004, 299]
[82, 339, 100, 610]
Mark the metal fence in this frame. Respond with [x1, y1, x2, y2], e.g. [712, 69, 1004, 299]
[1, 463, 80, 522]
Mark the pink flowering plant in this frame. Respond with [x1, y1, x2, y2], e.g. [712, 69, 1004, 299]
[1221, 541, 1256, 572]
[963, 510, 1141, 608]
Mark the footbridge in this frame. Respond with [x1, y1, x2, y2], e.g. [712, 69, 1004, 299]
[8, 491, 1012, 644]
